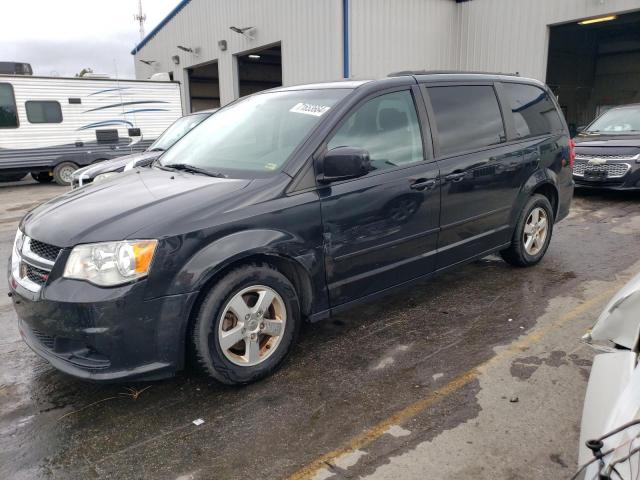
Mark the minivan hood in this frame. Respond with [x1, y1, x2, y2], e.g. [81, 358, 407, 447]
[22, 168, 252, 247]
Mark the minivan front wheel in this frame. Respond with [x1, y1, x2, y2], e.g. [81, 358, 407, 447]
[191, 264, 300, 385]
[501, 194, 554, 267]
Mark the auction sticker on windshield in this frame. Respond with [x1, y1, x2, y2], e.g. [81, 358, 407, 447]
[289, 103, 331, 117]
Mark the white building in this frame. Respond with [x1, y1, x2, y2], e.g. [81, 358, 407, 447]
[132, 0, 640, 127]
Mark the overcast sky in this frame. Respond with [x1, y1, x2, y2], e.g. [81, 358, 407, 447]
[0, 0, 179, 78]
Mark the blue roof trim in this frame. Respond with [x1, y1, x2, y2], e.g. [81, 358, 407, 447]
[130, 0, 193, 55]
[343, 0, 349, 79]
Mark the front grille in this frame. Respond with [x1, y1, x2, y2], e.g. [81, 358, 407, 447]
[29, 239, 61, 262]
[31, 328, 55, 349]
[573, 161, 630, 178]
[14, 235, 59, 291]
[24, 263, 50, 285]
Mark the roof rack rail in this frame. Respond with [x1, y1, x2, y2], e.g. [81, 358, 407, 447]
[388, 70, 520, 77]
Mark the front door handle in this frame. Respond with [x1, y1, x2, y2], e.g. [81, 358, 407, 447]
[444, 172, 466, 182]
[409, 178, 437, 191]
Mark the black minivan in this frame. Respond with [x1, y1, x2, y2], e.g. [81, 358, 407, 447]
[8, 73, 574, 385]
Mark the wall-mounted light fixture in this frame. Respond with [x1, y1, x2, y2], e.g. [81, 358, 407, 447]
[177, 45, 201, 55]
[229, 26, 256, 40]
[171, 55, 180, 65]
[578, 15, 617, 25]
[218, 40, 227, 51]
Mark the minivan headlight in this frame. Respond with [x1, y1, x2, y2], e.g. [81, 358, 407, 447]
[63, 240, 157, 286]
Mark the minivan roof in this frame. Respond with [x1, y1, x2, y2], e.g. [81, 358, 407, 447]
[389, 70, 521, 77]
[266, 71, 546, 94]
[269, 80, 373, 92]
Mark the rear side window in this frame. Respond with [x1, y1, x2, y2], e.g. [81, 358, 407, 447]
[0, 83, 19, 128]
[427, 85, 505, 156]
[502, 83, 564, 138]
[25, 101, 63, 124]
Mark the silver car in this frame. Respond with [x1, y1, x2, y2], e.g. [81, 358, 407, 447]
[71, 109, 215, 189]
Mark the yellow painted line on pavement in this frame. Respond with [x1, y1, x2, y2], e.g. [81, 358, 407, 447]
[288, 284, 622, 480]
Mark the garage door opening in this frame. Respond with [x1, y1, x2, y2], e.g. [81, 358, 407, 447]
[187, 61, 220, 112]
[546, 11, 640, 135]
[236, 44, 282, 98]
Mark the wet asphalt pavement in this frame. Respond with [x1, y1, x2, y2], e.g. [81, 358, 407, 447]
[1, 178, 640, 480]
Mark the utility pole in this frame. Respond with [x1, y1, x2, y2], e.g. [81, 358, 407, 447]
[134, 0, 146, 41]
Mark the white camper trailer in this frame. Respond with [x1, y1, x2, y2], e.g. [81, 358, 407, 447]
[0, 75, 182, 184]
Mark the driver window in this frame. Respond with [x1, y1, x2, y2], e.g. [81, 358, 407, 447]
[327, 90, 424, 172]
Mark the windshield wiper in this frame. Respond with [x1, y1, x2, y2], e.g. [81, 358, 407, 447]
[160, 163, 227, 178]
[148, 147, 165, 152]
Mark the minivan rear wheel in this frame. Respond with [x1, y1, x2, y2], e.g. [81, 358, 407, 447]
[500, 194, 554, 267]
[191, 264, 301, 385]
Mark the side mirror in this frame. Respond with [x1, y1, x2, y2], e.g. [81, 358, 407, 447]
[576, 125, 586, 134]
[318, 147, 371, 184]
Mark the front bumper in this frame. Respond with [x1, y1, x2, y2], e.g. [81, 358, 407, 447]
[573, 159, 640, 190]
[9, 265, 198, 382]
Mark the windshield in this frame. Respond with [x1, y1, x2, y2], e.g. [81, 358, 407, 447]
[159, 89, 351, 177]
[587, 106, 640, 134]
[149, 113, 210, 151]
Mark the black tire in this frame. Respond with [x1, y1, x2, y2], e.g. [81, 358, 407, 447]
[500, 194, 554, 267]
[31, 171, 53, 183]
[52, 162, 78, 186]
[191, 264, 301, 385]
[0, 173, 26, 182]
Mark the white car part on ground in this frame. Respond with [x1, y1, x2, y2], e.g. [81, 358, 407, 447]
[590, 272, 640, 349]
[578, 350, 636, 466]
[583, 359, 640, 479]
[579, 271, 640, 478]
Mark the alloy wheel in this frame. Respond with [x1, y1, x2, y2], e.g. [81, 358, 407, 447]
[217, 285, 287, 367]
[523, 207, 548, 256]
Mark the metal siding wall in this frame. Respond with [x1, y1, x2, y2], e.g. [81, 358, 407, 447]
[349, 0, 459, 79]
[134, 0, 343, 108]
[456, 0, 640, 80]
[134, 0, 640, 106]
